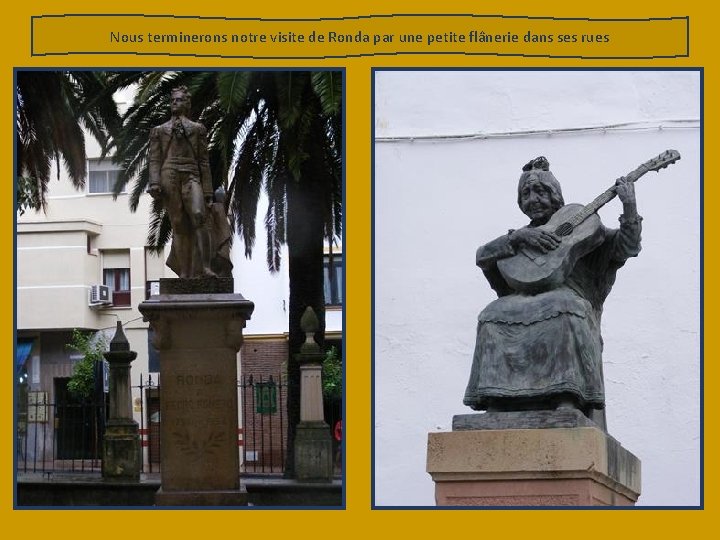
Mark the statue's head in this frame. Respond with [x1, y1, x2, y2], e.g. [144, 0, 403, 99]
[517, 156, 564, 223]
[170, 86, 191, 116]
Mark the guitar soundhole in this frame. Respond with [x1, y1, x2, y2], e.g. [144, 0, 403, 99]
[555, 222, 573, 237]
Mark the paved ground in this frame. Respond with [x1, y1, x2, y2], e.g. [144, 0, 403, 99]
[15, 471, 343, 507]
[17, 471, 342, 485]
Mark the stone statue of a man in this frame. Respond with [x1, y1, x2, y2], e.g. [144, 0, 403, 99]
[147, 86, 232, 278]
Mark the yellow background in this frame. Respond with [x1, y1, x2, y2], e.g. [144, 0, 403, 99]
[3, 0, 712, 538]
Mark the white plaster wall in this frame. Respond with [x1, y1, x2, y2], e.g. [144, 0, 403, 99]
[232, 191, 291, 335]
[232, 190, 343, 336]
[373, 70, 701, 507]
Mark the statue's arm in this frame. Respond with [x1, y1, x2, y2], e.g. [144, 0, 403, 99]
[476, 233, 516, 297]
[610, 177, 642, 261]
[609, 212, 642, 261]
[197, 125, 213, 200]
[476, 233, 516, 270]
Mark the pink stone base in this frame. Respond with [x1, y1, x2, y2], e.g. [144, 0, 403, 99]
[436, 477, 635, 507]
[427, 427, 640, 507]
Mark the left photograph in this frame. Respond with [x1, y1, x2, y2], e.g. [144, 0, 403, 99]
[15, 70, 344, 508]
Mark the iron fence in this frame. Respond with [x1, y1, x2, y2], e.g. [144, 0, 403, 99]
[133, 374, 161, 474]
[239, 373, 288, 473]
[16, 372, 341, 476]
[17, 398, 106, 474]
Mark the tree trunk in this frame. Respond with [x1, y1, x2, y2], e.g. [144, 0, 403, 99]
[284, 176, 326, 477]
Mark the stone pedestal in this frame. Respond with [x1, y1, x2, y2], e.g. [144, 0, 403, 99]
[427, 412, 641, 507]
[103, 322, 141, 480]
[294, 307, 333, 481]
[139, 279, 253, 506]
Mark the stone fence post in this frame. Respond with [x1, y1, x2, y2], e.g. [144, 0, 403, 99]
[294, 307, 333, 481]
[102, 321, 141, 480]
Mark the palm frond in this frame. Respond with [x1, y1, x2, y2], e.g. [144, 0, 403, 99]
[146, 198, 172, 252]
[229, 114, 268, 257]
[264, 154, 287, 272]
[217, 71, 251, 114]
[16, 71, 89, 202]
[311, 71, 343, 116]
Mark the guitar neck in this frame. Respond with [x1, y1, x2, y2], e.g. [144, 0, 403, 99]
[568, 163, 649, 228]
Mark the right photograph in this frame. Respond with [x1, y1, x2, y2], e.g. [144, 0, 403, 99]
[373, 69, 701, 508]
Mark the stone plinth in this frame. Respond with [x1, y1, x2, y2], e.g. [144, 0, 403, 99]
[139, 280, 254, 506]
[452, 409, 602, 431]
[295, 421, 333, 481]
[427, 424, 640, 507]
[103, 421, 141, 479]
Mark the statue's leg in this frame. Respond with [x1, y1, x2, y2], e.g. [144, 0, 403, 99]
[195, 227, 215, 277]
[174, 234, 191, 278]
[162, 170, 192, 278]
[185, 177, 216, 277]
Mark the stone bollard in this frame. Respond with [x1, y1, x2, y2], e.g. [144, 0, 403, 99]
[294, 307, 333, 481]
[102, 320, 141, 480]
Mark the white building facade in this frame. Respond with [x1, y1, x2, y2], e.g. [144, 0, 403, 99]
[374, 70, 701, 507]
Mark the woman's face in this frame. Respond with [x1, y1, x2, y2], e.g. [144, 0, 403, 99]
[519, 174, 555, 223]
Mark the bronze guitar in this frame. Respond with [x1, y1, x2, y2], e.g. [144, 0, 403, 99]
[496, 150, 681, 293]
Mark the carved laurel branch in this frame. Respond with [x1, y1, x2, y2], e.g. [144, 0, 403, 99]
[171, 427, 227, 462]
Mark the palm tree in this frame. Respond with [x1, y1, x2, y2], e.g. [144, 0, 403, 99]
[112, 70, 342, 476]
[15, 71, 132, 213]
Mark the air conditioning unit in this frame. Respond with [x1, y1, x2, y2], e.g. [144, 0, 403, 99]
[89, 284, 111, 306]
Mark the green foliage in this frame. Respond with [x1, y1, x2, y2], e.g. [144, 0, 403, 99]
[16, 176, 41, 215]
[65, 329, 108, 400]
[322, 346, 342, 401]
[311, 71, 342, 116]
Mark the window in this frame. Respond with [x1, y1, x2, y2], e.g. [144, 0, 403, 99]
[88, 159, 123, 194]
[104, 268, 131, 306]
[323, 254, 343, 307]
[102, 250, 131, 306]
